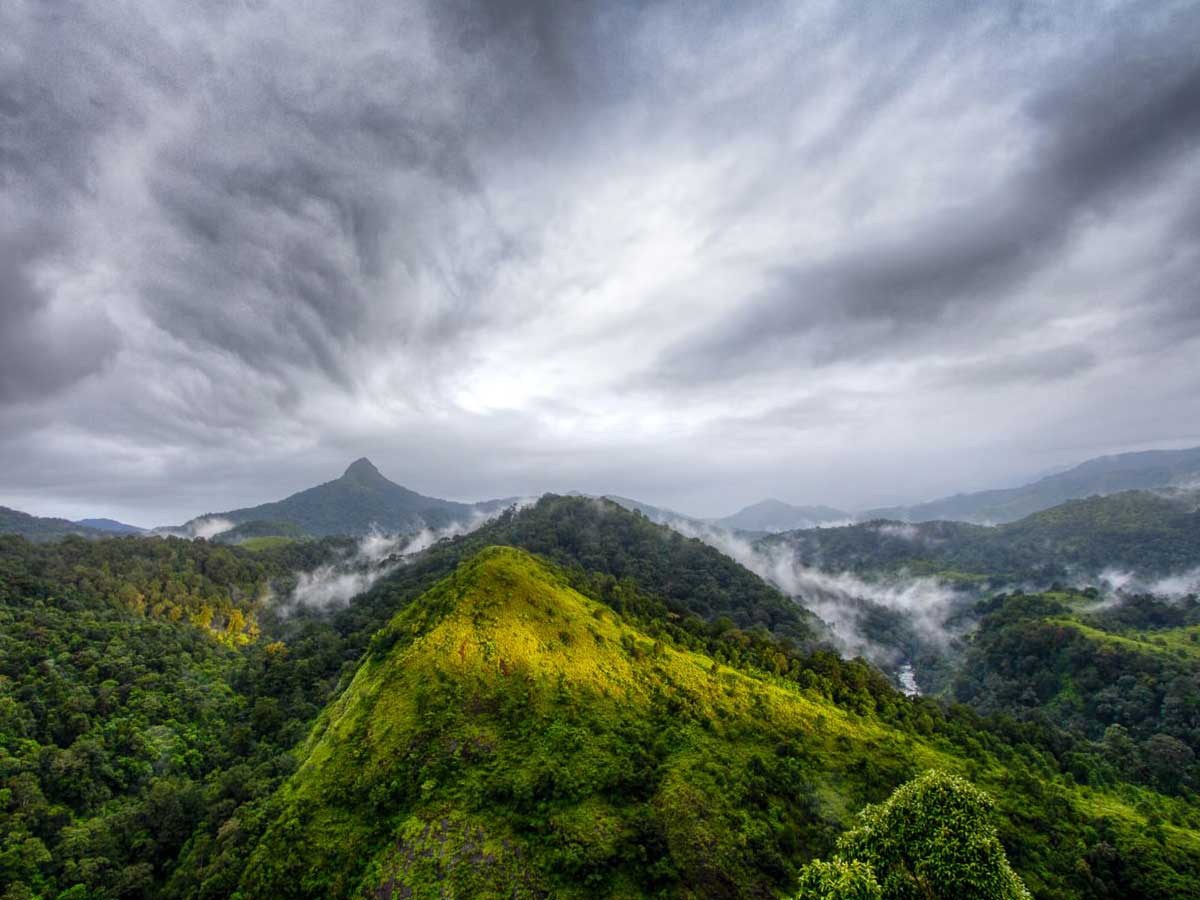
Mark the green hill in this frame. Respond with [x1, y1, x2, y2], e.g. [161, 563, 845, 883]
[0, 505, 111, 541]
[211, 519, 310, 546]
[954, 589, 1200, 795]
[241, 547, 1200, 899]
[334, 494, 822, 647]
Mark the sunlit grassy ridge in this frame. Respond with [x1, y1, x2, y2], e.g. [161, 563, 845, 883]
[239, 547, 1200, 899]
[1045, 617, 1200, 662]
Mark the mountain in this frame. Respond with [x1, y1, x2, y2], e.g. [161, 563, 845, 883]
[716, 498, 851, 532]
[861, 445, 1200, 524]
[240, 545, 1200, 898]
[74, 517, 144, 534]
[179, 457, 497, 537]
[0, 505, 110, 541]
[241, 545, 857, 897]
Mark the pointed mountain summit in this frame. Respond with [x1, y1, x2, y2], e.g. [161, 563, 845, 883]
[179, 458, 495, 537]
[341, 456, 387, 483]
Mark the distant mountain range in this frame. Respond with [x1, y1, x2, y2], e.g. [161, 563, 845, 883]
[5, 445, 1200, 543]
[598, 494, 700, 527]
[0, 507, 143, 542]
[714, 498, 851, 532]
[860, 446, 1200, 524]
[598, 495, 851, 533]
[761, 489, 1200, 581]
[75, 517, 144, 534]
[177, 457, 515, 538]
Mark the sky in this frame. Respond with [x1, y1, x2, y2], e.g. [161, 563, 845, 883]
[2, 0, 1200, 526]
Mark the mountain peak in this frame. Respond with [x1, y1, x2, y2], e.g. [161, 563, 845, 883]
[342, 457, 384, 482]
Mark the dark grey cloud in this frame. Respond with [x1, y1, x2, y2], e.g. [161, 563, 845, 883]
[931, 345, 1099, 390]
[661, 2, 1200, 380]
[1, 0, 1199, 524]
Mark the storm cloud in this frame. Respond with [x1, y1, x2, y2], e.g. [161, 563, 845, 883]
[2, 0, 1199, 524]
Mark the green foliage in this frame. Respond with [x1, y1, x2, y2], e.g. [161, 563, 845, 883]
[954, 590, 1200, 795]
[824, 770, 1030, 900]
[794, 859, 881, 899]
[4, 496, 1200, 899]
[0, 533, 346, 899]
[241, 547, 1200, 899]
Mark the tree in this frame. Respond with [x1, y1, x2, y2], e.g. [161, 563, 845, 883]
[795, 770, 1030, 900]
[794, 859, 881, 899]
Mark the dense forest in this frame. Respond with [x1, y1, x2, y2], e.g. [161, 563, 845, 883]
[954, 590, 1200, 795]
[3, 497, 1200, 897]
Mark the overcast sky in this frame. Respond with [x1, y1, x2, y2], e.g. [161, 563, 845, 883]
[3, 0, 1200, 526]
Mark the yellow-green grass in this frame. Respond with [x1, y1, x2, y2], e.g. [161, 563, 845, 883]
[1046, 617, 1200, 661]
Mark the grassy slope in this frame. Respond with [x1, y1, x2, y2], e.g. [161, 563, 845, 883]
[1046, 617, 1200, 662]
[240, 548, 1200, 899]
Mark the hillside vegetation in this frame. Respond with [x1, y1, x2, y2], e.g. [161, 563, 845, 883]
[955, 590, 1200, 796]
[5, 497, 1200, 898]
[243, 547, 1200, 899]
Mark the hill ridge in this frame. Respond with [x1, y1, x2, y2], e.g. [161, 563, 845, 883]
[244, 545, 856, 896]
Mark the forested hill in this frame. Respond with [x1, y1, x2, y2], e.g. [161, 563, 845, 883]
[334, 493, 822, 647]
[242, 547, 1044, 898]
[178, 458, 490, 537]
[240, 546, 1200, 898]
[761, 490, 1200, 581]
[0, 506, 112, 542]
[954, 588, 1200, 795]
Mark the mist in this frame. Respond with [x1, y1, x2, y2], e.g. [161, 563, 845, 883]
[286, 524, 459, 611]
[283, 500, 537, 612]
[147, 516, 235, 541]
[662, 517, 966, 672]
[1098, 567, 1200, 602]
